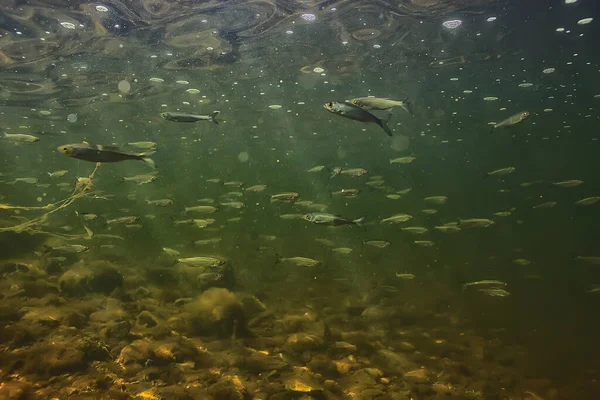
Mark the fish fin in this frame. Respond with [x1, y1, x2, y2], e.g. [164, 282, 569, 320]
[210, 111, 220, 125]
[42, 245, 53, 254]
[482, 173, 490, 179]
[489, 126, 495, 134]
[402, 99, 414, 115]
[377, 115, 393, 136]
[353, 217, 365, 228]
[274, 253, 283, 265]
[100, 145, 122, 151]
[141, 157, 156, 169]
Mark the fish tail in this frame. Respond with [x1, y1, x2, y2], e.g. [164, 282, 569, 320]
[353, 217, 365, 228]
[377, 115, 393, 137]
[43, 245, 53, 254]
[274, 253, 283, 265]
[402, 99, 414, 115]
[210, 111, 220, 125]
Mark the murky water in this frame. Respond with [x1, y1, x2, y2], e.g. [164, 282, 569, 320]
[1, 1, 600, 398]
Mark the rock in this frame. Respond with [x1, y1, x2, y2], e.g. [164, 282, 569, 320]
[361, 306, 388, 320]
[283, 368, 323, 394]
[184, 288, 250, 338]
[237, 293, 267, 318]
[22, 280, 58, 298]
[116, 339, 152, 367]
[0, 381, 32, 400]
[284, 333, 324, 353]
[100, 320, 131, 340]
[59, 261, 123, 296]
[207, 375, 249, 400]
[396, 341, 415, 352]
[373, 349, 415, 375]
[136, 310, 160, 328]
[239, 350, 287, 373]
[403, 368, 431, 384]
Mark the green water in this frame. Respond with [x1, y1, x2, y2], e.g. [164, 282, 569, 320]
[1, 0, 600, 398]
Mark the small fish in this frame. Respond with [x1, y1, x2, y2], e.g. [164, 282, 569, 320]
[365, 180, 385, 188]
[490, 111, 530, 133]
[323, 101, 392, 136]
[197, 198, 216, 204]
[553, 180, 583, 188]
[123, 173, 159, 185]
[128, 141, 158, 150]
[332, 189, 360, 197]
[390, 156, 416, 164]
[197, 272, 223, 281]
[332, 247, 353, 255]
[458, 218, 495, 228]
[9, 177, 39, 184]
[48, 170, 69, 178]
[245, 184, 268, 193]
[161, 111, 219, 124]
[220, 201, 245, 209]
[280, 214, 306, 220]
[414, 240, 435, 247]
[307, 166, 325, 173]
[177, 256, 226, 267]
[43, 244, 89, 254]
[484, 167, 516, 178]
[315, 238, 336, 247]
[463, 280, 507, 289]
[163, 247, 180, 257]
[193, 237, 223, 246]
[303, 212, 364, 227]
[421, 209, 438, 215]
[575, 197, 600, 206]
[184, 205, 218, 215]
[363, 240, 391, 248]
[386, 194, 402, 200]
[224, 181, 244, 188]
[330, 167, 368, 178]
[513, 258, 532, 266]
[125, 224, 143, 230]
[107, 216, 140, 225]
[270, 192, 300, 203]
[276, 256, 321, 268]
[395, 273, 416, 280]
[533, 201, 557, 209]
[397, 188, 412, 195]
[434, 225, 462, 233]
[259, 235, 278, 241]
[401, 226, 428, 234]
[575, 256, 600, 265]
[424, 196, 448, 205]
[350, 97, 413, 114]
[146, 199, 173, 207]
[585, 284, 600, 294]
[381, 213, 412, 224]
[192, 219, 216, 228]
[494, 211, 512, 217]
[206, 178, 221, 184]
[307, 203, 328, 212]
[76, 212, 98, 221]
[478, 288, 511, 297]
[58, 143, 155, 168]
[3, 132, 40, 142]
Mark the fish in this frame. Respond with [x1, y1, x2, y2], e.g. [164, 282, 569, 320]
[386, 194, 402, 200]
[397, 188, 412, 195]
[315, 238, 336, 247]
[184, 205, 218, 215]
[58, 143, 155, 168]
[484, 167, 516, 178]
[220, 201, 245, 209]
[128, 141, 158, 150]
[381, 213, 412, 224]
[575, 197, 600, 206]
[177, 256, 226, 267]
[395, 273, 416, 280]
[276, 256, 321, 268]
[77, 212, 98, 221]
[575, 256, 600, 265]
[390, 156, 416, 164]
[146, 199, 173, 207]
[43, 244, 89, 254]
[421, 209, 438, 215]
[123, 173, 159, 185]
[193, 237, 223, 246]
[279, 214, 306, 220]
[270, 192, 300, 203]
[494, 211, 513, 217]
[307, 166, 326, 173]
[457, 218, 495, 228]
[330, 167, 368, 178]
[332, 247, 353, 255]
[553, 180, 583, 188]
[245, 184, 268, 193]
[513, 259, 532, 266]
[8, 177, 39, 184]
[107, 216, 140, 225]
[424, 196, 448, 205]
[323, 101, 392, 136]
[2, 133, 40, 142]
[332, 189, 360, 198]
[163, 247, 179, 257]
[478, 288, 511, 297]
[401, 226, 428, 234]
[160, 111, 219, 124]
[192, 219, 216, 228]
[349, 97, 413, 114]
[303, 212, 364, 227]
[463, 280, 507, 289]
[490, 111, 530, 133]
[434, 225, 462, 233]
[363, 240, 391, 248]
[532, 201, 557, 209]
[414, 240, 435, 247]
[48, 170, 69, 179]
[224, 181, 244, 188]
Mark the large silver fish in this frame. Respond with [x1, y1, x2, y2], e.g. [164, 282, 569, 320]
[323, 101, 392, 136]
[58, 143, 155, 168]
[161, 111, 219, 124]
